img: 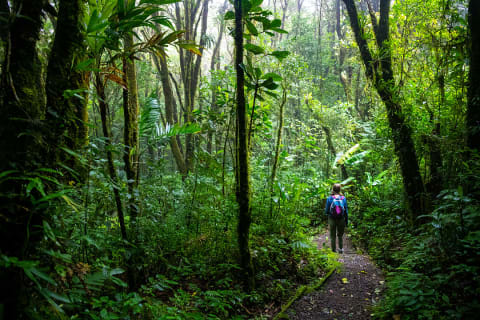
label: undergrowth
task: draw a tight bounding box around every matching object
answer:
[350,169,480,319]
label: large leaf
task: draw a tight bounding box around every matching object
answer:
[261,77,279,90]
[225,11,235,20]
[246,20,259,36]
[244,43,265,55]
[334,143,361,167]
[177,41,202,56]
[140,96,162,138]
[269,50,290,60]
[86,9,109,34]
[262,72,283,81]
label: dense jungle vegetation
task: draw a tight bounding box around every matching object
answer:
[0,0,479,319]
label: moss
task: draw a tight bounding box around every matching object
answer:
[273,265,337,320]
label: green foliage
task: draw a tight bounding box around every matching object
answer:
[4,0,478,318]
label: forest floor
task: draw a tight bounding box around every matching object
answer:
[284,232,385,319]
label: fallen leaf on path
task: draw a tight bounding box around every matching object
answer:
[341,278,349,284]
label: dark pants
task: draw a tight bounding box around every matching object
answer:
[328,216,345,252]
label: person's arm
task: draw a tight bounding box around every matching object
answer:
[325,196,331,216]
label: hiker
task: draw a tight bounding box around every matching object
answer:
[325,183,348,253]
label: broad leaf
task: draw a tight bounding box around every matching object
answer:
[245,43,265,55]
[269,50,290,60]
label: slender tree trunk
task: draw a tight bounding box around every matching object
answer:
[467,0,480,152]
[0,0,9,43]
[467,0,480,198]
[279,0,288,42]
[0,0,46,317]
[270,87,287,217]
[177,0,207,174]
[95,73,128,241]
[342,0,425,219]
[222,115,233,196]
[153,54,188,176]
[207,0,228,153]
[234,0,255,290]
[323,126,348,180]
[46,0,89,171]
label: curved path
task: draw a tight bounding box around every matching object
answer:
[285,233,385,319]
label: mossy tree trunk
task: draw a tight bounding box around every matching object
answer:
[0,0,47,317]
[322,126,348,180]
[467,0,480,198]
[122,32,143,290]
[342,0,426,220]
[46,0,89,173]
[234,0,255,291]
[122,33,141,225]
[467,0,480,151]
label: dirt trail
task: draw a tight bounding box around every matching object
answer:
[285,233,385,319]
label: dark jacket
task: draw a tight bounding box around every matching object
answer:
[325,194,348,226]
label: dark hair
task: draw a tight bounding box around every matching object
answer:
[331,183,343,196]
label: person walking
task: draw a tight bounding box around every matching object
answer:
[325,183,348,253]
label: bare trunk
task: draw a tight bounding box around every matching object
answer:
[156,55,188,176]
[208,0,228,153]
[270,88,287,217]
[95,72,128,241]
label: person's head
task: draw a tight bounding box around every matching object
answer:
[331,183,342,195]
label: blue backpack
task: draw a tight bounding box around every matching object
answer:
[329,195,345,218]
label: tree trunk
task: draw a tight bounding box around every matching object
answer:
[207,0,228,154]
[323,126,348,180]
[122,32,142,289]
[467,0,480,152]
[122,33,140,225]
[176,0,208,174]
[46,0,89,170]
[342,0,425,220]
[95,71,137,289]
[95,73,128,241]
[234,0,255,290]
[270,87,287,217]
[156,55,188,176]
[467,0,480,199]
[0,0,46,317]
